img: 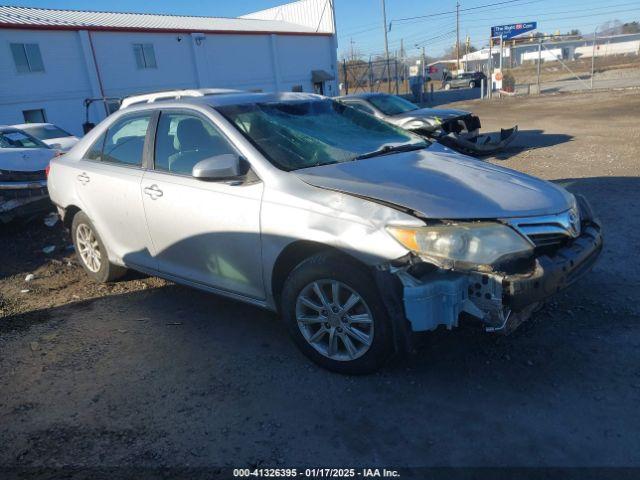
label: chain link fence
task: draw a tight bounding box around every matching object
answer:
[497,33,640,96]
[340,33,640,104]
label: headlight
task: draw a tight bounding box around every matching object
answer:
[387,222,533,268]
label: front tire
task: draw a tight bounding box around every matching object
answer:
[71,211,127,283]
[281,252,393,374]
[444,83,451,90]
[469,81,476,88]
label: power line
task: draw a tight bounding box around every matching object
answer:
[392,0,544,24]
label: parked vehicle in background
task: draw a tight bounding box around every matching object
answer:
[12,123,79,151]
[0,126,57,223]
[337,93,517,156]
[442,71,487,90]
[119,88,243,109]
[47,92,602,374]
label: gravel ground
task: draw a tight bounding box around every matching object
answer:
[1,89,639,473]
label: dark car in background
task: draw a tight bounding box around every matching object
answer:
[443,71,487,90]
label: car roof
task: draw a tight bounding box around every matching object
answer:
[120,88,244,108]
[120,91,326,111]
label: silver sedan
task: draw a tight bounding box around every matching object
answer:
[48,92,602,374]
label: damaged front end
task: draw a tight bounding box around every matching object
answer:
[0,169,51,223]
[412,113,518,157]
[377,195,603,342]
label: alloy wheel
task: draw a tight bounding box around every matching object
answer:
[76,223,102,273]
[295,279,374,361]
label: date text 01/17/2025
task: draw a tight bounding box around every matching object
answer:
[232,468,401,478]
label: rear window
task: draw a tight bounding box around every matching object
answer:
[22,124,73,140]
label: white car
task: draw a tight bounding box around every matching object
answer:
[0,126,57,222]
[119,88,242,109]
[47,93,602,373]
[12,123,79,152]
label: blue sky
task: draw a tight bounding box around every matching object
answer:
[6,0,640,58]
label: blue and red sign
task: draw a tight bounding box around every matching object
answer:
[491,22,537,39]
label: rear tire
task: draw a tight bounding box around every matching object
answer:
[71,211,127,283]
[444,83,451,90]
[281,251,393,374]
[469,81,476,88]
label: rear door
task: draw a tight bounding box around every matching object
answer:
[74,112,156,269]
[141,109,264,299]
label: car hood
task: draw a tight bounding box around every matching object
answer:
[0,148,55,172]
[393,107,470,121]
[295,144,573,219]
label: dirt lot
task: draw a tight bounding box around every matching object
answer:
[1,89,639,473]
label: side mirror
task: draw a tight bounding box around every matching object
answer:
[192,154,241,181]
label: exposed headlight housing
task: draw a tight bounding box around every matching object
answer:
[387,222,534,269]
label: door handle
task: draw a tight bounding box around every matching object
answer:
[77,173,90,184]
[143,184,163,199]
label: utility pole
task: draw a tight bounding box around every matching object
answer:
[400,38,405,92]
[465,35,470,72]
[456,1,460,71]
[421,46,426,103]
[381,0,391,92]
[350,37,355,61]
[591,27,597,89]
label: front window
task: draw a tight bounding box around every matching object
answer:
[0,130,48,149]
[218,99,426,171]
[154,112,237,176]
[366,95,419,116]
[22,124,73,141]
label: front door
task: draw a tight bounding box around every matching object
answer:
[141,110,264,299]
[74,112,155,269]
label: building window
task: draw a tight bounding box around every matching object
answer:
[23,109,47,123]
[10,43,45,73]
[133,43,157,69]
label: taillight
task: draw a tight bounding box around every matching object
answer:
[45,163,51,178]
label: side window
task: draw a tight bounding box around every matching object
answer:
[100,114,152,166]
[84,132,106,161]
[154,112,236,176]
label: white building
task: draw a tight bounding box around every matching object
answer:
[0,0,338,136]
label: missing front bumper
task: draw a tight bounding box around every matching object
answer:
[397,221,603,334]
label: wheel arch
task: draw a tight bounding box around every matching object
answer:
[270,240,370,310]
[62,204,82,230]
